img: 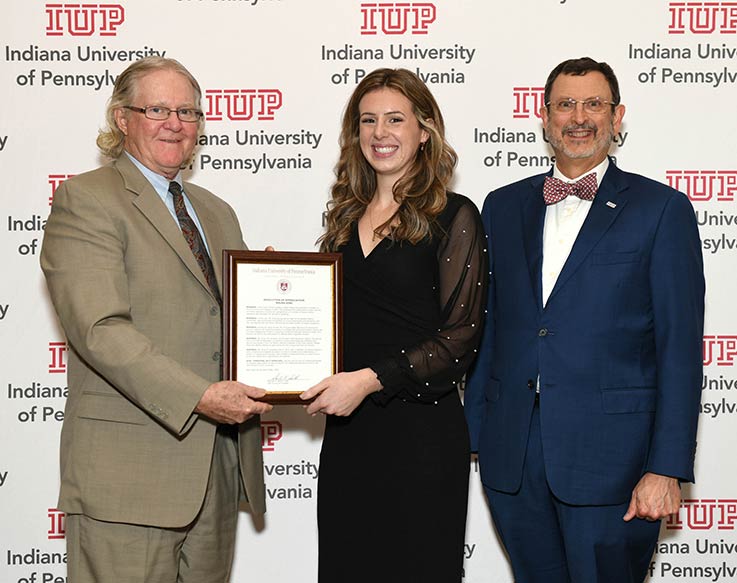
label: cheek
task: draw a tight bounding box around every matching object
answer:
[358,132,373,153]
[543,120,557,138]
[596,120,612,139]
[182,129,199,146]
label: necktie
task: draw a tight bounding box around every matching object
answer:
[543,172,597,205]
[169,181,221,304]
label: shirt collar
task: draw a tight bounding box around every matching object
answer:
[124,151,183,196]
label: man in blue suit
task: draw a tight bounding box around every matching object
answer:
[464,57,705,583]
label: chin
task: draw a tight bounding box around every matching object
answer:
[559,144,600,160]
[157,157,186,169]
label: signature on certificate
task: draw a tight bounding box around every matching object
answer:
[267,372,304,385]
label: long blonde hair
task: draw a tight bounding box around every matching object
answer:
[319,68,457,252]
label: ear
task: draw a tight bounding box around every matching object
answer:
[114,108,129,136]
[420,118,432,145]
[540,105,550,132]
[612,103,626,134]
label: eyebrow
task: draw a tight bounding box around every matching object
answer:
[554,95,608,101]
[360,110,405,116]
[146,101,198,108]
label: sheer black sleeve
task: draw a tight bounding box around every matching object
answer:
[370,196,489,404]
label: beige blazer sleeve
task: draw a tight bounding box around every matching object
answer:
[40,155,264,526]
[42,162,217,434]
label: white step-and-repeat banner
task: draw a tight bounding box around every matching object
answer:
[1,1,736,581]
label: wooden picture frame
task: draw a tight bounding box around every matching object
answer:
[222,250,342,404]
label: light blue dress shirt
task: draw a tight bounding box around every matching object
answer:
[125,152,212,255]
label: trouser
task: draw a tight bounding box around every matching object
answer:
[485,404,661,583]
[66,428,241,583]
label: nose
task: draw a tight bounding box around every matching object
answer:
[372,119,388,139]
[570,102,588,124]
[163,110,183,130]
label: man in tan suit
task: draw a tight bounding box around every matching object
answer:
[41,57,272,582]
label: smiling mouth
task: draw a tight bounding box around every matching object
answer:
[373,145,398,155]
[563,123,597,140]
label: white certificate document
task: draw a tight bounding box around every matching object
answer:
[224,251,342,403]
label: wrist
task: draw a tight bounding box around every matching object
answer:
[359,368,382,395]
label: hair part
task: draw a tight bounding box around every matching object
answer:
[96,56,203,158]
[544,57,621,108]
[319,68,457,251]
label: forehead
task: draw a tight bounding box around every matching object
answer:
[549,71,612,99]
[359,87,413,113]
[133,69,196,104]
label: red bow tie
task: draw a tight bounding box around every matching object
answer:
[543,173,597,205]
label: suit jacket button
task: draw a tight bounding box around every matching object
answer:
[212,351,221,361]
[538,328,548,337]
[210,306,219,316]
[527,379,535,389]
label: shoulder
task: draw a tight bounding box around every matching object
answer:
[440,192,482,223]
[60,163,121,192]
[483,172,547,205]
[607,164,694,212]
[494,172,547,193]
[478,172,547,221]
[434,192,484,241]
[50,163,125,213]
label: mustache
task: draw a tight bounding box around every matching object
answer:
[562,122,598,133]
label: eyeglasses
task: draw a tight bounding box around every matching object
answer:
[124,105,203,123]
[545,98,616,115]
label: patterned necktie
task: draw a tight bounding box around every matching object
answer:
[543,172,598,205]
[169,181,221,304]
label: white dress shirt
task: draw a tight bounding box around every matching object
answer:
[541,157,609,307]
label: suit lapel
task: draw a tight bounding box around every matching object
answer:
[547,162,629,303]
[522,174,548,312]
[115,156,214,298]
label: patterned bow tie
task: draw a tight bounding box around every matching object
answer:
[543,173,597,205]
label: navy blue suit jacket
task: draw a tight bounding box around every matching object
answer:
[465,160,705,506]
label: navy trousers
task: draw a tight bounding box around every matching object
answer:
[485,405,661,583]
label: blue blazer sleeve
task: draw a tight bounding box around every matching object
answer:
[645,190,705,482]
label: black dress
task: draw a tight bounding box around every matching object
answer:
[317,193,488,583]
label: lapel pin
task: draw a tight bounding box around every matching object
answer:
[606,201,617,208]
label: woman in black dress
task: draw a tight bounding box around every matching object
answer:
[300,68,487,583]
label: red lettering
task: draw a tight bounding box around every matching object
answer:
[512,87,545,119]
[668,2,737,34]
[261,420,283,451]
[205,89,283,122]
[47,508,66,539]
[668,499,737,530]
[665,170,737,202]
[44,4,125,37]
[360,2,436,35]
[48,341,67,374]
[48,174,74,206]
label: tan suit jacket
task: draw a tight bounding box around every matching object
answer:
[41,154,265,528]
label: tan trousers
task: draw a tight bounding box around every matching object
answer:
[65,430,240,583]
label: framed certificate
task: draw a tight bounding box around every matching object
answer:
[222,250,342,404]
